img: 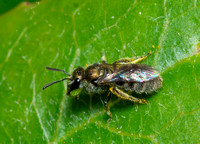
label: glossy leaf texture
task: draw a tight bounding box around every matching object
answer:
[0,0,200,143]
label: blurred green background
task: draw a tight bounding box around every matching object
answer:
[0,0,200,143]
[0,0,39,14]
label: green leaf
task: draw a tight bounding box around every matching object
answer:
[0,0,200,143]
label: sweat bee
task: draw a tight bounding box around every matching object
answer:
[43,53,163,119]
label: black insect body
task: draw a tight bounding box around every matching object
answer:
[43,53,163,118]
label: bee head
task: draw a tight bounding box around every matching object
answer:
[42,66,85,97]
[67,67,85,95]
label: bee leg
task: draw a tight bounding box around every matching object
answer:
[104,92,112,120]
[75,95,79,100]
[67,93,79,100]
[109,87,148,104]
[113,52,151,64]
[101,52,107,64]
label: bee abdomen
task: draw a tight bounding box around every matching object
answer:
[124,76,163,94]
[84,82,107,95]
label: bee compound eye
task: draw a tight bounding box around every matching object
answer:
[77,70,81,76]
[93,63,99,66]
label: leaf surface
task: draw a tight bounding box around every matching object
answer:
[0,0,200,143]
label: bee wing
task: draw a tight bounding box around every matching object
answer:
[98,65,160,84]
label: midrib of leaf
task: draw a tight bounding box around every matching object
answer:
[51,49,80,141]
[32,74,50,142]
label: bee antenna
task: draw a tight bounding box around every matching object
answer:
[46,67,71,76]
[42,78,69,90]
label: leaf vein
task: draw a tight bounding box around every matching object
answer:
[154,0,169,66]
[95,121,158,144]
[152,106,200,136]
[82,0,137,50]
[5,27,27,62]
[32,74,49,142]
